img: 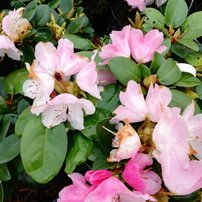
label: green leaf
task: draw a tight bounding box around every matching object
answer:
[32,4,51,27]
[157,58,181,85]
[195,84,202,100]
[23,0,37,21]
[150,52,166,74]
[182,11,202,40]
[0,97,7,114]
[49,0,62,9]
[82,108,111,139]
[144,8,167,34]
[34,27,53,42]
[97,84,121,112]
[0,115,12,142]
[21,117,67,183]
[64,34,94,50]
[17,99,30,115]
[15,107,36,136]
[169,89,192,110]
[66,15,89,34]
[3,68,28,95]
[184,53,202,66]
[96,118,115,152]
[59,0,73,14]
[174,73,201,87]
[21,44,35,64]
[178,38,199,52]
[65,132,93,174]
[0,182,3,202]
[165,0,188,28]
[169,192,200,202]
[0,134,20,164]
[170,43,190,58]
[109,57,141,86]
[0,164,11,181]
[139,64,151,79]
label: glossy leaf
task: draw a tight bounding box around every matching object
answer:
[0,114,12,142]
[82,108,111,139]
[0,134,20,164]
[32,4,51,27]
[165,0,188,28]
[21,117,67,183]
[21,44,35,64]
[174,73,201,87]
[64,34,94,50]
[49,0,62,9]
[109,57,141,86]
[67,15,89,34]
[150,52,166,74]
[23,0,37,21]
[97,84,121,112]
[96,118,115,152]
[0,164,11,181]
[65,132,93,174]
[3,69,28,95]
[34,27,53,42]
[157,58,181,85]
[178,38,199,52]
[169,89,192,111]
[169,192,200,202]
[182,11,202,40]
[15,107,36,136]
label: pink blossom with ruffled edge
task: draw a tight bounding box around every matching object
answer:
[153,107,202,195]
[0,35,22,60]
[130,29,167,63]
[123,153,161,194]
[99,25,131,64]
[111,80,172,124]
[2,7,31,42]
[125,0,147,11]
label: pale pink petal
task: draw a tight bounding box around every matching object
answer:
[123,153,161,194]
[99,26,131,63]
[76,61,101,99]
[97,69,116,86]
[111,80,147,123]
[77,99,95,115]
[34,42,57,75]
[125,0,147,11]
[146,84,172,122]
[85,170,112,186]
[57,173,90,202]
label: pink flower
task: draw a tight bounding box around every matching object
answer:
[41,94,95,130]
[123,153,161,194]
[182,102,202,159]
[99,26,131,64]
[125,0,147,11]
[84,170,112,186]
[130,29,167,63]
[58,172,156,202]
[111,80,172,124]
[0,35,22,60]
[107,120,142,162]
[2,7,31,42]
[153,108,202,195]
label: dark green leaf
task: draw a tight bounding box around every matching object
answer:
[169,192,200,202]
[0,164,11,181]
[0,134,20,164]
[64,34,93,50]
[49,0,62,9]
[3,68,28,95]
[59,0,73,14]
[21,117,67,183]
[17,99,30,115]
[34,27,53,42]
[21,44,35,64]
[97,84,121,112]
[169,89,192,110]
[165,0,188,28]
[15,107,36,136]
[170,43,190,58]
[157,58,181,85]
[32,5,51,27]
[0,115,12,142]
[109,57,141,86]
[178,38,199,52]
[174,73,201,87]
[139,64,151,79]
[182,11,202,40]
[0,97,7,114]
[82,108,111,139]
[150,52,166,74]
[196,85,202,100]
[96,118,115,152]
[23,0,37,21]
[66,15,89,34]
[65,132,93,174]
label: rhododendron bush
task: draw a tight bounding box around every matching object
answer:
[1,0,202,201]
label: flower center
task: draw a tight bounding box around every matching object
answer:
[54,72,62,81]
